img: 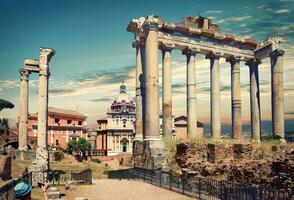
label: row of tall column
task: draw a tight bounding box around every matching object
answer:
[18,48,55,160]
[133,28,285,141]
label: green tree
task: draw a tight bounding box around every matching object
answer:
[0,99,15,112]
[66,138,91,154]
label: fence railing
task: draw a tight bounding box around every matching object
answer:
[108,168,294,200]
[46,168,92,185]
[0,172,32,200]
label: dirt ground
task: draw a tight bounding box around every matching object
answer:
[62,179,194,200]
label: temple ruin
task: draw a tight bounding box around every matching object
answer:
[127,15,284,169]
[18,47,55,185]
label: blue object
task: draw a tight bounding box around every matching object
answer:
[14,182,32,197]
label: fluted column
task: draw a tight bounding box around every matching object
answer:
[228,56,242,139]
[209,53,221,139]
[144,20,160,140]
[246,59,261,141]
[18,68,30,152]
[270,49,285,139]
[133,41,144,141]
[161,43,174,137]
[37,48,55,148]
[183,48,198,138]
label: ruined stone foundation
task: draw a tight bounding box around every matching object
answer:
[133,140,165,170]
[28,147,49,186]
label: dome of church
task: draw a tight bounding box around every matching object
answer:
[112,82,134,104]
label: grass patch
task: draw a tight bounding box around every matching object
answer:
[91,158,101,164]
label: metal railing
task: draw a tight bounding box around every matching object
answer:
[108,168,293,200]
[45,168,92,185]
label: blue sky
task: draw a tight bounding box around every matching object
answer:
[0,0,294,130]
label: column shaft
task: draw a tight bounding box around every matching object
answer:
[248,60,261,141]
[185,49,197,138]
[134,43,144,141]
[270,49,285,139]
[144,24,159,140]
[162,46,173,137]
[229,58,242,139]
[37,48,55,148]
[210,53,221,139]
[18,69,30,151]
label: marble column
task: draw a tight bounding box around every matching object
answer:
[133,41,144,141]
[184,48,198,138]
[18,68,30,152]
[37,48,55,149]
[161,43,174,137]
[270,49,285,139]
[209,53,221,139]
[246,59,261,141]
[144,21,160,140]
[228,56,242,139]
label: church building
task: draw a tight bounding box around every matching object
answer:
[92,82,135,156]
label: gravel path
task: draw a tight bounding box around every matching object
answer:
[65,179,194,200]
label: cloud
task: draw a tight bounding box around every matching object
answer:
[48,65,136,97]
[275,9,290,13]
[0,80,19,91]
[228,16,252,22]
[89,97,113,102]
[206,10,222,14]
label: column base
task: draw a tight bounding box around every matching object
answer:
[133,139,166,170]
[28,147,49,186]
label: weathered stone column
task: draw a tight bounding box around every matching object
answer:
[246,59,261,141]
[133,41,144,141]
[38,48,55,148]
[29,47,55,186]
[209,53,221,139]
[18,68,30,154]
[183,48,198,138]
[270,49,285,139]
[144,18,160,140]
[161,43,174,137]
[228,56,242,139]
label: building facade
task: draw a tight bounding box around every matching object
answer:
[92,83,135,156]
[26,107,88,150]
[174,116,204,139]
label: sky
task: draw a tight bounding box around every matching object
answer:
[0,0,294,132]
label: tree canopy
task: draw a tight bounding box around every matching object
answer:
[66,138,91,154]
[0,99,15,112]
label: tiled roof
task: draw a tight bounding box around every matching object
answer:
[48,107,87,118]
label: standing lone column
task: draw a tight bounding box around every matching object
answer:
[184,48,198,138]
[37,48,55,149]
[228,56,242,139]
[246,59,261,141]
[144,18,160,140]
[270,49,285,139]
[161,43,174,137]
[209,53,222,139]
[18,68,30,153]
[133,41,144,141]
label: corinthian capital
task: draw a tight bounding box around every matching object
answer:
[19,68,30,81]
[39,47,55,64]
[144,15,159,32]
